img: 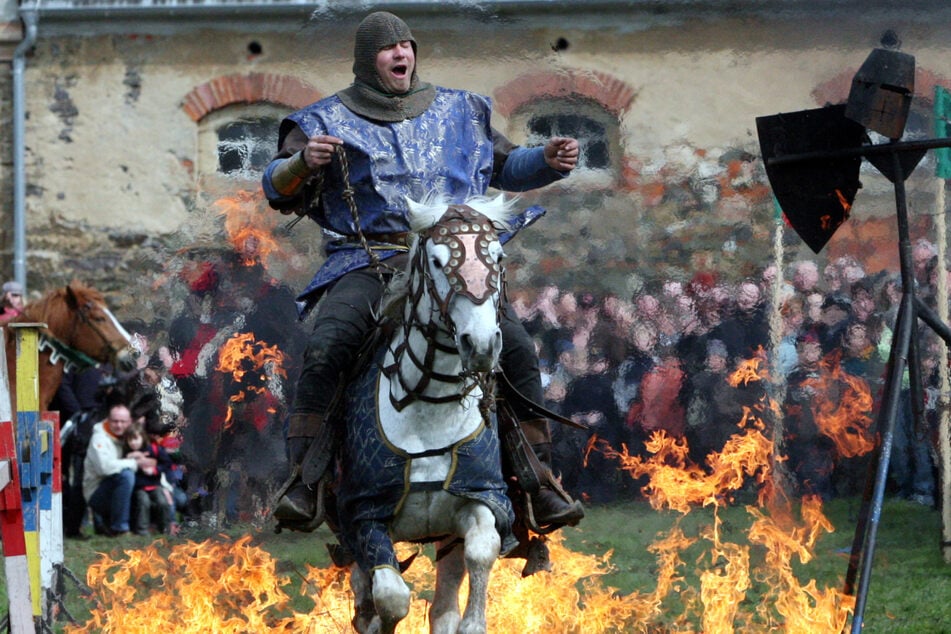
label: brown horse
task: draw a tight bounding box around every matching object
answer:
[4,283,137,416]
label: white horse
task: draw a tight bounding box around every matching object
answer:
[335,194,517,634]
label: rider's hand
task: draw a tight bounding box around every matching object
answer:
[543,137,580,172]
[303,135,344,169]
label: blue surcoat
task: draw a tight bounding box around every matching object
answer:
[265,87,549,316]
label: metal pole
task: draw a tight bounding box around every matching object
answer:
[848,146,920,632]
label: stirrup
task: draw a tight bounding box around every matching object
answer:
[273,477,328,533]
[522,478,584,534]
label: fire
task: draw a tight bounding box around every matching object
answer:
[834,188,853,217]
[69,534,671,633]
[586,356,854,631]
[802,355,876,458]
[70,351,859,633]
[214,190,280,267]
[215,331,286,428]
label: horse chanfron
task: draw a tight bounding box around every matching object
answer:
[421,207,506,374]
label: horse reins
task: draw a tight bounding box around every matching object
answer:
[311,147,502,411]
[383,208,504,412]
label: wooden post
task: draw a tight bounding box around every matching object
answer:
[11,323,45,625]
[0,327,35,633]
[936,179,951,565]
[933,85,951,564]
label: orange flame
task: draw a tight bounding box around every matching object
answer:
[70,534,683,633]
[214,190,280,267]
[801,356,876,458]
[73,350,856,632]
[215,332,286,427]
[835,189,853,217]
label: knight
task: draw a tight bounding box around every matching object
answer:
[261,11,584,537]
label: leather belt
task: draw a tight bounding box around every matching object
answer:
[351,232,410,247]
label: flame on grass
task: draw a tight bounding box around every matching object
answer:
[71,354,862,633]
[69,534,677,633]
[585,353,856,632]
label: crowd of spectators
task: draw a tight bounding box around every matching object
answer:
[44,235,949,536]
[513,241,945,509]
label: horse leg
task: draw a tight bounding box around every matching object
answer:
[455,504,500,634]
[372,565,411,634]
[350,562,380,634]
[430,538,464,634]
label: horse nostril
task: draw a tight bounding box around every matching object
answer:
[459,334,473,356]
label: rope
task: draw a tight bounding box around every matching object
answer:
[334,145,401,285]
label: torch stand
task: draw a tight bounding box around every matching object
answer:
[840,144,935,634]
[765,136,951,633]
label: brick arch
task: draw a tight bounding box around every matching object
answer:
[492,69,636,118]
[181,73,322,122]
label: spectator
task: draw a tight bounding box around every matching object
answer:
[816,294,852,355]
[83,403,155,536]
[683,338,744,463]
[124,425,174,535]
[783,331,836,500]
[53,366,113,539]
[0,280,24,325]
[790,260,820,296]
[710,279,770,364]
[849,278,878,325]
[613,322,657,417]
[840,321,885,387]
[890,333,939,507]
[836,321,884,496]
[775,295,805,378]
[626,344,686,442]
[558,348,623,503]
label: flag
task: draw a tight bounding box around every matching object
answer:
[935,85,951,178]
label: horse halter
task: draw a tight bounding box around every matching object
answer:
[417,204,504,327]
[69,298,131,365]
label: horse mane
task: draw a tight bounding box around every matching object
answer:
[18,282,105,335]
[406,193,517,233]
[381,195,516,317]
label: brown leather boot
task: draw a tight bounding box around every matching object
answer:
[521,418,585,527]
[273,413,331,531]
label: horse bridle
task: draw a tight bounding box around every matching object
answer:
[383,206,504,411]
[67,298,131,366]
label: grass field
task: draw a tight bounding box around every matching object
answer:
[6,494,945,632]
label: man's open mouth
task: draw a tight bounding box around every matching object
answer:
[392,64,408,77]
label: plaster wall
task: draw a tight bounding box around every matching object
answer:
[8,7,951,320]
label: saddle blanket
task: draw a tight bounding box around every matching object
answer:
[336,359,515,572]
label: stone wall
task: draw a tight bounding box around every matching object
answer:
[3,7,951,326]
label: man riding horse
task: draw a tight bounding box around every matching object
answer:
[262,11,583,536]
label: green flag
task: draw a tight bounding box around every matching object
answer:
[935,85,951,178]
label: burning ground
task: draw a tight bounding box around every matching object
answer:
[65,359,860,633]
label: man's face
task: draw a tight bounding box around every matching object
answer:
[375,40,415,94]
[4,291,23,310]
[107,406,132,437]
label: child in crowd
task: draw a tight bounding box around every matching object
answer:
[123,425,174,535]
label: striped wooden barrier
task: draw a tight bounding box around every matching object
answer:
[0,326,35,633]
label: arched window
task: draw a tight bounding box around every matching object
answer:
[514,97,619,185]
[197,104,288,182]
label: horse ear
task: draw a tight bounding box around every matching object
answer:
[65,284,80,310]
